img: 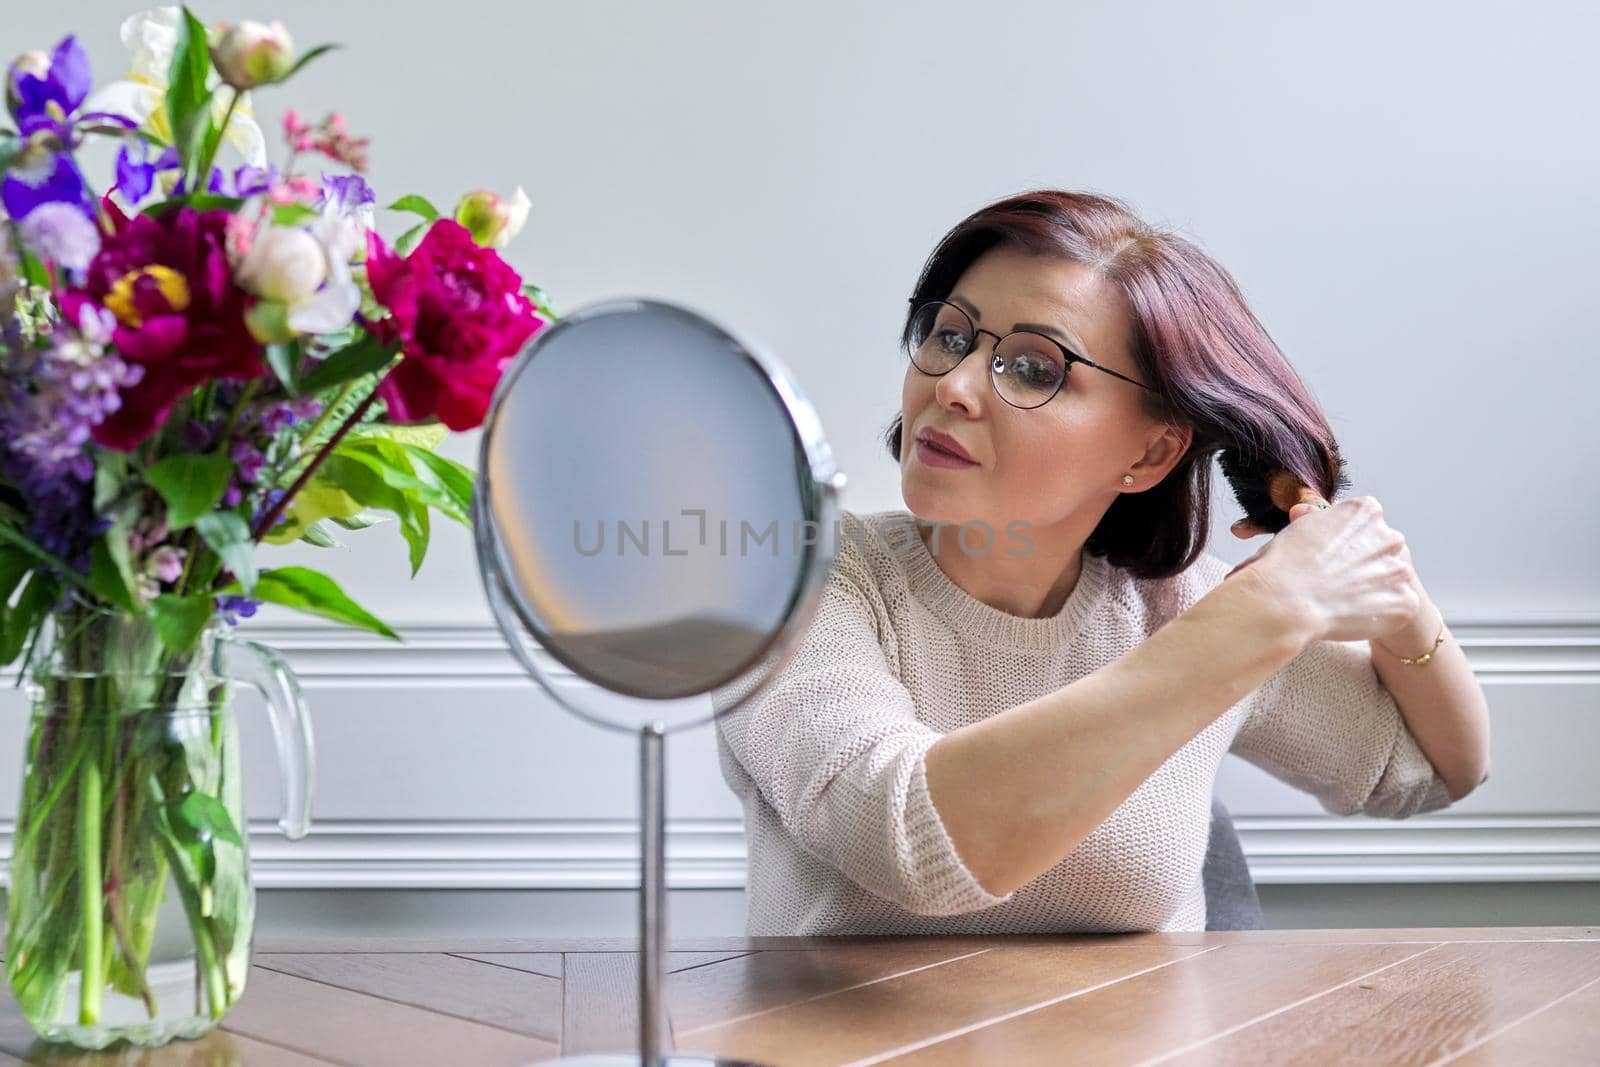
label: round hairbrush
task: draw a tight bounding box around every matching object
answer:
[1217,444,1349,536]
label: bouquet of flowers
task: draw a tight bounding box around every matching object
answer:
[0,6,551,1044]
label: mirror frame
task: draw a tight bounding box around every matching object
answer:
[473,296,848,731]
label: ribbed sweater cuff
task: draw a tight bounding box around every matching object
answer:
[904,741,1015,914]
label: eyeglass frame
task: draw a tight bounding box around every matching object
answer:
[903,296,1157,408]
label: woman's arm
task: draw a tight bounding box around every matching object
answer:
[923,567,1313,899]
[1369,573,1491,801]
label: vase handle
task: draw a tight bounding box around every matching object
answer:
[217,635,316,841]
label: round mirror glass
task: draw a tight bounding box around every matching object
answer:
[475,298,844,733]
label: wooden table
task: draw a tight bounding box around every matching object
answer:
[1,927,1596,1065]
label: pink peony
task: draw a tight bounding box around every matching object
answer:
[61,208,263,450]
[363,220,543,430]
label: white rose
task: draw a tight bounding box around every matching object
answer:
[238,226,327,303]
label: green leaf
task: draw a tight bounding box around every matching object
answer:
[270,203,321,227]
[146,451,232,529]
[0,571,53,666]
[300,520,343,548]
[404,504,430,576]
[319,455,431,574]
[522,283,558,319]
[225,566,399,640]
[171,790,244,848]
[93,453,131,512]
[161,787,242,892]
[18,250,47,288]
[90,506,142,613]
[298,336,398,396]
[89,539,138,613]
[327,510,390,531]
[0,135,21,173]
[0,523,92,594]
[141,194,245,217]
[349,420,448,450]
[334,439,468,523]
[261,480,363,545]
[265,341,301,395]
[150,593,214,654]
[387,194,439,221]
[397,444,476,525]
[166,7,215,188]
[282,42,341,81]
[394,221,430,256]
[0,547,30,604]
[194,511,257,595]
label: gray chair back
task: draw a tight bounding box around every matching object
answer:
[1202,796,1265,930]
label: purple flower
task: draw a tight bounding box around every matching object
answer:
[144,545,185,584]
[1,143,96,223]
[319,172,374,215]
[182,417,218,451]
[161,161,278,200]
[114,140,159,203]
[0,304,141,573]
[6,35,133,143]
[215,594,260,626]
[3,303,141,478]
[17,201,100,273]
[229,439,266,483]
[258,402,296,435]
[227,164,277,198]
[222,481,244,508]
[7,36,90,138]
[252,488,288,531]
[257,395,322,435]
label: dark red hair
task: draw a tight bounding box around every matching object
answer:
[886,188,1349,580]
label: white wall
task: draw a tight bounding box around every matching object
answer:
[2,0,1595,935]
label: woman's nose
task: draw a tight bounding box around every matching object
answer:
[936,334,996,408]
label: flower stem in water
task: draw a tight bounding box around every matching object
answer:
[76,759,103,1025]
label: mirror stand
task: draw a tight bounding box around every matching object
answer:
[477,297,842,1066]
[523,722,764,1067]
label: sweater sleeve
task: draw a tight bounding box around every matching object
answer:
[711,554,1015,916]
[1229,636,1455,819]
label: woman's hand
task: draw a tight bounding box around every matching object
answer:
[1225,496,1423,644]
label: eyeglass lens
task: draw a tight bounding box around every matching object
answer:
[904,301,1066,408]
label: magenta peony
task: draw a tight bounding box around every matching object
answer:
[363,220,543,430]
[61,207,264,450]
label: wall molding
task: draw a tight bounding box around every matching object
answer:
[2,619,1594,893]
[5,617,1598,687]
[3,815,1594,890]
[226,616,1600,685]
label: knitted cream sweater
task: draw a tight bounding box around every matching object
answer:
[711,508,1454,935]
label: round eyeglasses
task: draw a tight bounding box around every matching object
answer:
[902,297,1156,409]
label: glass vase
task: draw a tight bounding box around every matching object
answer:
[5,604,312,1049]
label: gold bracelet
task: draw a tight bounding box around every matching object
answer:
[1382,609,1447,666]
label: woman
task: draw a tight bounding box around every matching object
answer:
[712,189,1491,935]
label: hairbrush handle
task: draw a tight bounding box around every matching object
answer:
[1266,469,1330,513]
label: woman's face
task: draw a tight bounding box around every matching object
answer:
[900,245,1185,546]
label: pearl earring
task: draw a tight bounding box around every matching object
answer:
[1122,475,1134,486]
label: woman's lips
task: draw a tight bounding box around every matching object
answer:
[915,439,978,469]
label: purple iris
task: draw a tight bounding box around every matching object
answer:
[1,144,96,221]
[113,142,276,205]
[7,35,131,141]
[319,172,375,215]
[114,143,176,203]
